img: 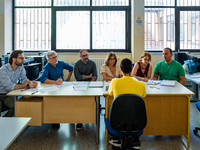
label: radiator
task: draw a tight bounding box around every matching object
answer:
[90,58,105,81]
[70,58,105,81]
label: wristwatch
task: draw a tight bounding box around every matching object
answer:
[26,83,30,89]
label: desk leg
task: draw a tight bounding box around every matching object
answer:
[105,96,109,146]
[96,96,100,144]
[192,82,199,101]
[187,95,190,146]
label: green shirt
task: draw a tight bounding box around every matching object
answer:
[153,60,185,82]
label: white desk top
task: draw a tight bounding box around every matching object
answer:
[145,81,194,95]
[0,117,31,150]
[103,81,194,96]
[7,81,194,97]
[186,74,200,85]
[7,81,104,97]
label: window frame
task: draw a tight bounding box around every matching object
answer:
[145,0,200,52]
[13,0,131,53]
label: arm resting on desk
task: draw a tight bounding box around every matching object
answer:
[179,76,186,85]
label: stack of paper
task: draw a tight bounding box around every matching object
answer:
[160,80,176,87]
[73,82,88,91]
[89,81,103,88]
[146,80,161,85]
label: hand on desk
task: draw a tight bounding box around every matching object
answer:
[56,79,63,85]
[30,81,38,88]
[143,78,148,82]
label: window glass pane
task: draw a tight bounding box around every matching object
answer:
[56,11,90,49]
[15,0,51,6]
[54,0,90,6]
[92,0,129,6]
[177,0,200,6]
[145,8,175,50]
[180,11,200,49]
[15,8,51,50]
[92,11,126,49]
[145,0,175,6]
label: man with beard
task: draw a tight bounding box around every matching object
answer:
[0,50,38,117]
[74,49,97,81]
[74,49,97,131]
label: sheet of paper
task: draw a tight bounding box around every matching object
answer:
[160,80,175,87]
[21,87,38,92]
[89,81,103,88]
[132,77,139,81]
[73,82,89,86]
[73,84,88,91]
[146,80,161,85]
[105,81,111,86]
[54,82,73,88]
[38,85,59,94]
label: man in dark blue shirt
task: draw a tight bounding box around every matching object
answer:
[74,49,97,81]
[40,51,74,84]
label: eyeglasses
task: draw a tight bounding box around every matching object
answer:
[50,56,58,60]
[81,54,88,58]
[17,57,25,60]
[109,58,116,61]
[144,58,150,62]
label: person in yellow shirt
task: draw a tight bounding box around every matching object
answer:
[108,58,146,98]
[108,58,146,149]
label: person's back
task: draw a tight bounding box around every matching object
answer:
[108,58,146,149]
[108,76,146,98]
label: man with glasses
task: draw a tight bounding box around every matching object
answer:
[153,47,186,85]
[74,49,97,131]
[74,49,97,81]
[0,50,38,117]
[40,50,74,84]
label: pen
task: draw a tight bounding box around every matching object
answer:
[21,87,30,91]
[31,90,38,95]
[150,86,160,89]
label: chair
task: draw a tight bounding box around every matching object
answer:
[193,101,200,134]
[1,105,9,117]
[105,94,147,150]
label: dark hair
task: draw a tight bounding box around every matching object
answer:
[120,58,132,73]
[9,50,24,65]
[79,49,88,55]
[104,52,117,66]
[163,47,172,54]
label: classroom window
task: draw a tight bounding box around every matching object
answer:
[145,0,200,52]
[13,0,131,52]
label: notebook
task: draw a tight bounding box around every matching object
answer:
[89,81,103,88]
[160,80,176,87]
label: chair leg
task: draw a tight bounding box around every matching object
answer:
[122,136,133,150]
[193,127,200,134]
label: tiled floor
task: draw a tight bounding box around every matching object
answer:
[6,97,200,150]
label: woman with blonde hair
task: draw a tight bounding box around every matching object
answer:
[101,52,122,81]
[132,52,152,81]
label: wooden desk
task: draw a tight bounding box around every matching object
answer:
[185,74,200,101]
[7,82,104,144]
[104,81,194,146]
[0,117,31,150]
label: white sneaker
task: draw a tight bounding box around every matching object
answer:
[109,139,121,147]
[133,146,140,149]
